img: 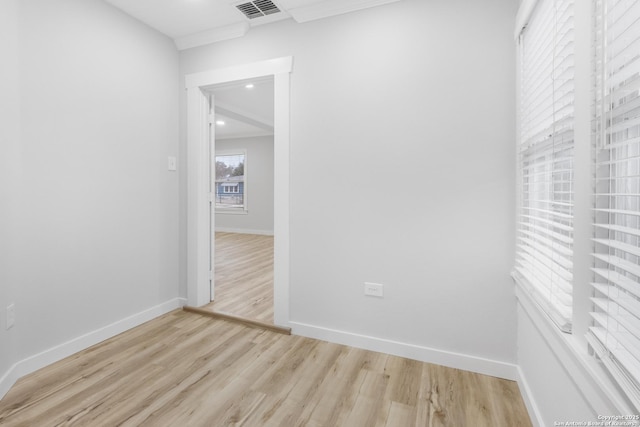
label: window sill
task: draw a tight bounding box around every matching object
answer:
[515,283,637,416]
[215,209,248,215]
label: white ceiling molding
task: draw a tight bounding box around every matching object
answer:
[215,103,274,133]
[216,127,273,140]
[287,0,402,23]
[214,112,274,139]
[175,22,250,51]
[174,6,290,50]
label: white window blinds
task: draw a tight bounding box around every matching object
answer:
[515,0,575,332]
[588,0,640,409]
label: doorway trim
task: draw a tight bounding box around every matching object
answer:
[185,57,292,327]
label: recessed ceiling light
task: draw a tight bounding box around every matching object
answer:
[216,120,225,125]
[245,83,254,89]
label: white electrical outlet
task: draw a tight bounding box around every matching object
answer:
[6,303,15,330]
[364,282,384,297]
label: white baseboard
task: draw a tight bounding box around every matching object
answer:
[290,321,519,381]
[0,297,186,400]
[215,227,274,236]
[0,367,20,405]
[516,365,544,427]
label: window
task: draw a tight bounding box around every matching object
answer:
[588,0,640,408]
[215,152,246,212]
[222,184,239,194]
[514,0,576,332]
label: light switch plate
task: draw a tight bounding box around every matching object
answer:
[168,156,177,171]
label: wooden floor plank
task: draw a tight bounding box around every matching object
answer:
[203,232,274,323]
[0,310,532,426]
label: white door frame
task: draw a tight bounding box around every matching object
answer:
[185,57,293,327]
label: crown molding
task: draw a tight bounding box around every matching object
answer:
[288,0,402,23]
[175,22,250,51]
[215,102,274,132]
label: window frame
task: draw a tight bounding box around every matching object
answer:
[214,150,248,215]
[514,0,640,415]
[586,0,640,410]
[514,0,577,333]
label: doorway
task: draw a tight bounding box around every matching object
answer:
[206,77,275,324]
[185,57,292,328]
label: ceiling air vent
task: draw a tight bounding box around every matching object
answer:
[236,0,281,19]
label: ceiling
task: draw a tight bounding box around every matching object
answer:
[210,77,274,140]
[103,0,402,49]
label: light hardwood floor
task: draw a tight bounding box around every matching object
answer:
[203,232,274,323]
[0,310,532,426]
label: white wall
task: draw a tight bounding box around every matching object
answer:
[1,0,180,397]
[180,0,518,372]
[215,136,274,235]
[516,286,634,425]
[517,300,595,426]
[0,0,21,383]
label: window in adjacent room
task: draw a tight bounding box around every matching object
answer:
[215,152,247,212]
